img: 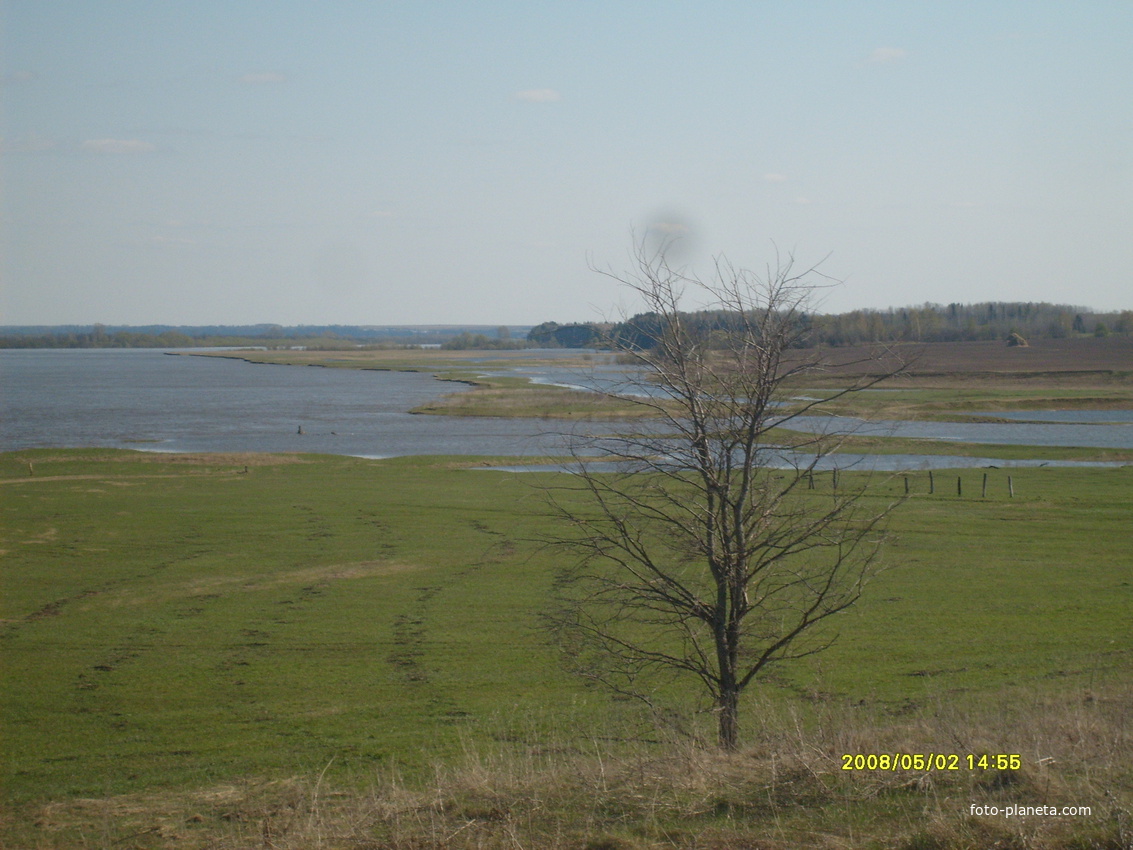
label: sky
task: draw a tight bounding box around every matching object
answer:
[1,1,1130,326]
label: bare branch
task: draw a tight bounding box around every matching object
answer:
[548,238,905,749]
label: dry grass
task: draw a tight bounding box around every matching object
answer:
[191,337,1133,377]
[10,683,1130,849]
[137,452,313,467]
[1,452,311,486]
[12,450,310,468]
[189,348,607,370]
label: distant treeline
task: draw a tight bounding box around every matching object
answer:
[810,302,1132,346]
[8,306,1130,351]
[0,328,294,349]
[528,302,1133,349]
[0,324,534,350]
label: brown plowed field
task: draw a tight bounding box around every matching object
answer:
[812,336,1132,378]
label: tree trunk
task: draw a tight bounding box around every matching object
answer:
[718,688,740,751]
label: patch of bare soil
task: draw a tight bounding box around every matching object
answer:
[810,336,1133,376]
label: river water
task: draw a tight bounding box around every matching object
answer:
[781,414,1133,450]
[1,350,1129,465]
[0,349,577,457]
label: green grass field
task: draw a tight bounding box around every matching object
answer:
[2,449,1130,847]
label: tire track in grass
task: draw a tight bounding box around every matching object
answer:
[1,536,218,706]
[2,537,210,640]
[74,587,224,694]
[386,518,516,725]
[208,503,408,719]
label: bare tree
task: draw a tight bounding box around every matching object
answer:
[548,242,905,750]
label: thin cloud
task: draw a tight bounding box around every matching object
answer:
[81,138,157,154]
[867,47,908,64]
[762,173,789,183]
[240,71,287,85]
[513,88,562,103]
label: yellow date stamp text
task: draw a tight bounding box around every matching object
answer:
[841,753,1022,771]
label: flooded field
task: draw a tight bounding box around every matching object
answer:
[3,349,1131,461]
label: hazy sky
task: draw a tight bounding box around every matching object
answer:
[2,2,1130,326]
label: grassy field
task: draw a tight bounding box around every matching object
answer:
[2,449,1130,848]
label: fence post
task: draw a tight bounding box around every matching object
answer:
[929,470,935,494]
[904,475,909,495]
[957,476,962,497]
[982,472,988,498]
[1008,476,1014,498]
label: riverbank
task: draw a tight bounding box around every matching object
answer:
[7,348,1130,463]
[183,342,1133,463]
[188,337,1133,426]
